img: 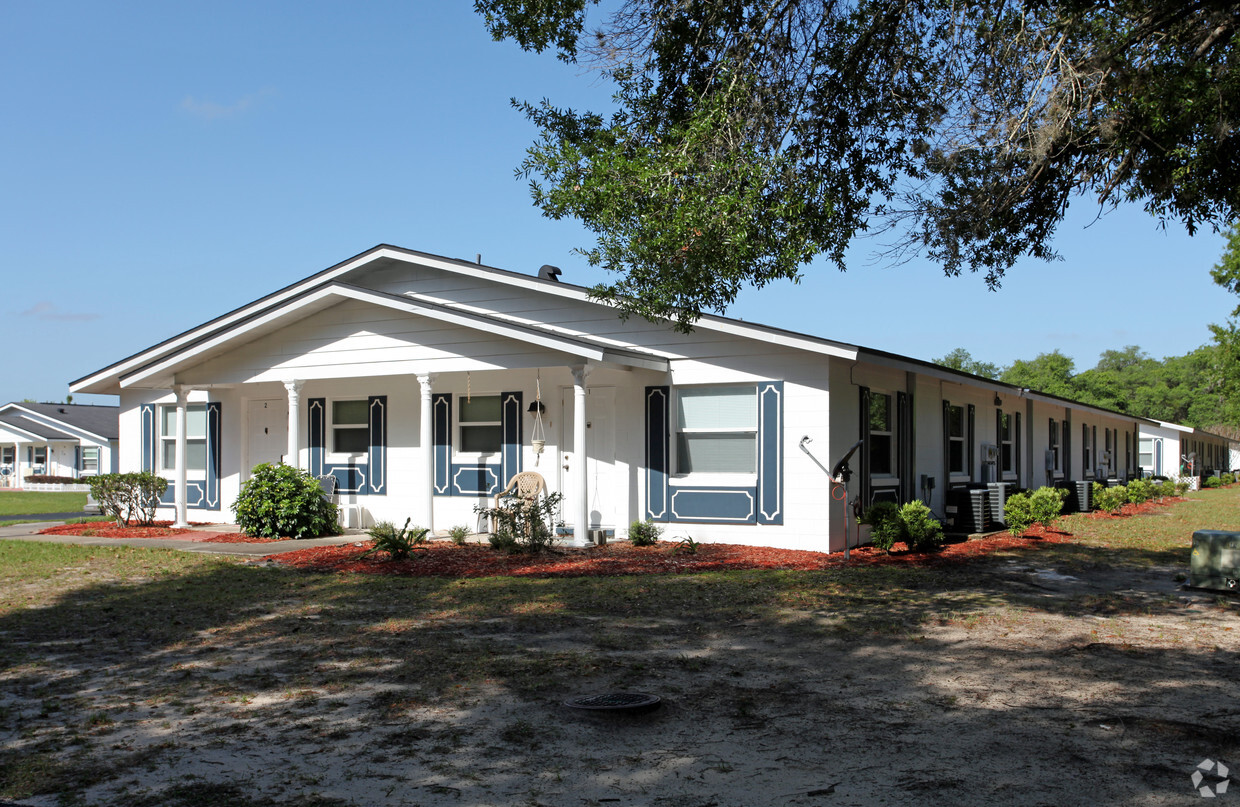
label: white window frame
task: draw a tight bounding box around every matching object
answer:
[455,394,503,460]
[869,392,896,479]
[1,446,13,466]
[948,404,967,477]
[81,446,99,474]
[328,399,370,461]
[1000,412,1016,478]
[160,403,207,474]
[672,384,759,483]
[30,446,47,467]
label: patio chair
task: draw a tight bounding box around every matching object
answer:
[491,471,547,534]
[318,473,361,529]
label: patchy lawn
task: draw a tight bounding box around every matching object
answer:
[0,489,87,516]
[1,489,1238,806]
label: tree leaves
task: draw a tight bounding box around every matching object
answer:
[483,0,1240,327]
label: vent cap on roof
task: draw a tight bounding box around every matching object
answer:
[538,265,562,282]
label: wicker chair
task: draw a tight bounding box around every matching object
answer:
[491,471,547,534]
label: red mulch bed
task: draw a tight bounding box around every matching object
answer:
[197,534,284,544]
[1085,497,1186,519]
[267,529,1077,579]
[38,522,281,543]
[41,521,194,539]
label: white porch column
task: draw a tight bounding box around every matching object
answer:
[14,441,26,488]
[172,386,190,529]
[417,373,435,531]
[284,379,304,469]
[571,365,590,545]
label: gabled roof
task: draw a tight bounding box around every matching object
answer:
[71,245,856,394]
[118,282,671,389]
[0,403,119,442]
[0,413,76,441]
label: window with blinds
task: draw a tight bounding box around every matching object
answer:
[675,385,757,474]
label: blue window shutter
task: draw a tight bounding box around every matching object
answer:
[205,402,222,510]
[1014,411,1021,486]
[308,398,326,477]
[967,404,975,480]
[432,393,451,495]
[74,445,81,472]
[942,401,951,487]
[139,404,156,472]
[756,381,783,524]
[897,391,912,503]
[368,396,387,494]
[501,391,523,488]
[645,386,669,521]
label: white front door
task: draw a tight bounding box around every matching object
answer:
[559,386,617,530]
[246,399,287,476]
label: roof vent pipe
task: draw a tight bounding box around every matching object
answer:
[539,265,562,282]
[476,254,482,265]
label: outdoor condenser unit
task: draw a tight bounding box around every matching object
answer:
[1190,530,1240,591]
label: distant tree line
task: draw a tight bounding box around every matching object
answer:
[935,223,1240,435]
[933,344,1235,434]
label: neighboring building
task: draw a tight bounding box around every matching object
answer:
[0,402,119,486]
[1138,420,1238,479]
[70,245,1150,551]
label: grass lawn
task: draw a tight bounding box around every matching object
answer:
[0,487,1237,806]
[0,489,87,516]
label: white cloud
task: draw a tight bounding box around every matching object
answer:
[181,87,274,121]
[20,301,101,322]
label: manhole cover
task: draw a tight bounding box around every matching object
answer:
[564,692,661,713]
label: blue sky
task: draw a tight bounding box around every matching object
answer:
[2,1,1234,406]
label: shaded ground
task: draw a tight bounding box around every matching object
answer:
[1,492,1238,806]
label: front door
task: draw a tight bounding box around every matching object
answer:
[559,386,617,531]
[246,399,287,476]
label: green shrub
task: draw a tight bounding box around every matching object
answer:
[474,491,563,553]
[628,519,663,546]
[87,471,168,526]
[1205,475,1223,489]
[675,535,701,554]
[231,463,339,539]
[1004,486,1065,535]
[448,525,471,546]
[1223,472,1236,486]
[364,518,429,561]
[1126,478,1154,505]
[1092,483,1128,514]
[1156,478,1178,499]
[859,501,905,552]
[899,500,944,551]
[1175,479,1191,496]
[488,531,519,552]
[1003,492,1035,535]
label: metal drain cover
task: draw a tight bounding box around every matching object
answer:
[564,692,661,713]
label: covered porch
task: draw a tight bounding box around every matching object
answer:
[111,283,669,535]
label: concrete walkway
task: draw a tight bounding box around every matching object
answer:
[0,520,367,556]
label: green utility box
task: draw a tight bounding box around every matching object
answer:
[1189,531,1240,591]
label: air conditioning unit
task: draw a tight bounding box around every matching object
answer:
[982,444,999,462]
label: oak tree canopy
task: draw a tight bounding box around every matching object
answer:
[477,0,1240,329]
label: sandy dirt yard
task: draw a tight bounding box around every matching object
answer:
[1,538,1238,807]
